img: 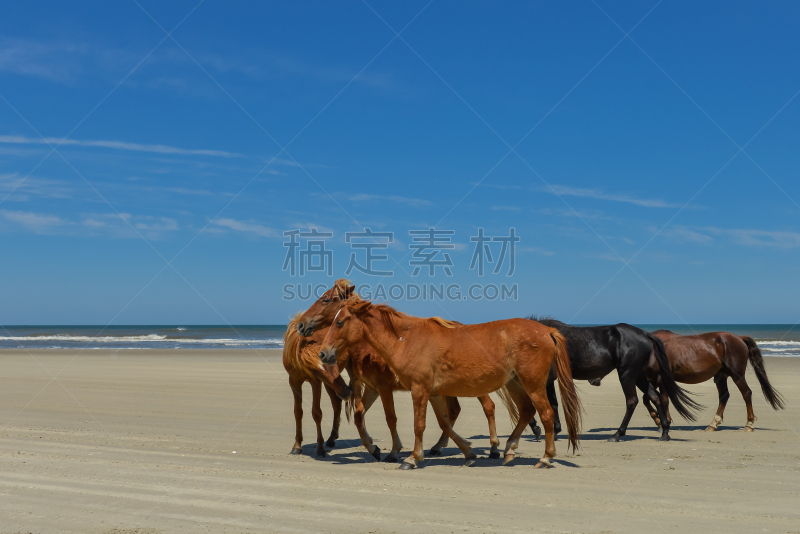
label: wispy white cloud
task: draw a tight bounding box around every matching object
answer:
[212,218,279,238]
[664,225,800,248]
[80,213,179,240]
[664,226,713,244]
[0,135,241,158]
[545,185,680,208]
[0,209,70,233]
[707,227,800,248]
[349,193,432,207]
[518,245,555,256]
[0,172,73,200]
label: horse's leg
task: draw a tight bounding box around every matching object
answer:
[478,395,501,459]
[289,373,305,455]
[637,375,671,440]
[429,395,477,466]
[323,383,342,448]
[655,375,673,426]
[310,379,326,458]
[546,378,561,438]
[706,372,730,431]
[502,390,536,466]
[638,383,661,428]
[377,386,402,462]
[608,370,639,442]
[731,371,756,431]
[527,387,556,468]
[354,386,381,460]
[430,396,460,455]
[400,386,430,470]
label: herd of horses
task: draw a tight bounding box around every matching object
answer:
[283,279,785,470]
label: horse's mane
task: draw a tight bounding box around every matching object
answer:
[284,313,323,379]
[328,278,363,302]
[528,314,564,329]
[347,300,458,336]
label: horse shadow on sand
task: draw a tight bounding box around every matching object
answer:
[315,434,581,468]
[583,426,692,441]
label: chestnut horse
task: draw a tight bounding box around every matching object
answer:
[643,330,784,432]
[283,316,345,457]
[296,280,506,460]
[318,300,582,470]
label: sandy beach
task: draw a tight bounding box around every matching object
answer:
[0,349,797,534]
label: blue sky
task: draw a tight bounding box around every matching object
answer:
[1,0,799,325]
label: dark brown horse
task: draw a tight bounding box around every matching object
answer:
[296,280,506,460]
[317,300,582,470]
[644,330,785,431]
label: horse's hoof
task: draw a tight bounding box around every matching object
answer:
[289,448,302,455]
[316,449,327,458]
[534,461,551,469]
[744,427,754,432]
[428,449,441,457]
[705,426,717,432]
[383,454,397,463]
[607,435,620,443]
[369,446,381,461]
[399,462,414,470]
[659,435,670,442]
[325,439,336,448]
[502,454,515,466]
[488,450,500,459]
[464,456,477,467]
[533,427,542,442]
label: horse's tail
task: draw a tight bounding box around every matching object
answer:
[344,379,363,423]
[496,383,521,427]
[647,333,703,421]
[743,336,785,410]
[551,331,582,451]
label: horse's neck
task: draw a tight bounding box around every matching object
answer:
[360,312,419,363]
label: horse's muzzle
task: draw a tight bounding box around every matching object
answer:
[319,347,336,365]
[297,320,314,337]
[337,385,352,401]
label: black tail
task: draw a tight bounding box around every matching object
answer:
[742,336,785,410]
[647,333,703,421]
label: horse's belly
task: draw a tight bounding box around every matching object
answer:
[434,374,509,397]
[673,364,720,384]
[572,362,616,381]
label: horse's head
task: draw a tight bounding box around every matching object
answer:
[313,349,352,401]
[318,304,366,369]
[296,278,357,337]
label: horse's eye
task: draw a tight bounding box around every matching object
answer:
[322,298,330,303]
[336,320,344,327]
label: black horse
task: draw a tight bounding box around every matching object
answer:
[528,317,702,441]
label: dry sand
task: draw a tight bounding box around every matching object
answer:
[0,349,798,534]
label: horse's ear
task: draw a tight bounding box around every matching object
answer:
[346,284,356,298]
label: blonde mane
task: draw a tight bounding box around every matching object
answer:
[284,313,324,379]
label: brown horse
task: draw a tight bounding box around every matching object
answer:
[283,315,345,457]
[296,280,506,460]
[317,300,582,470]
[643,330,785,431]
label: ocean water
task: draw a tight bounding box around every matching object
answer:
[633,324,800,358]
[0,325,287,350]
[1,324,799,355]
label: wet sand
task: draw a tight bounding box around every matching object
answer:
[0,349,798,533]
